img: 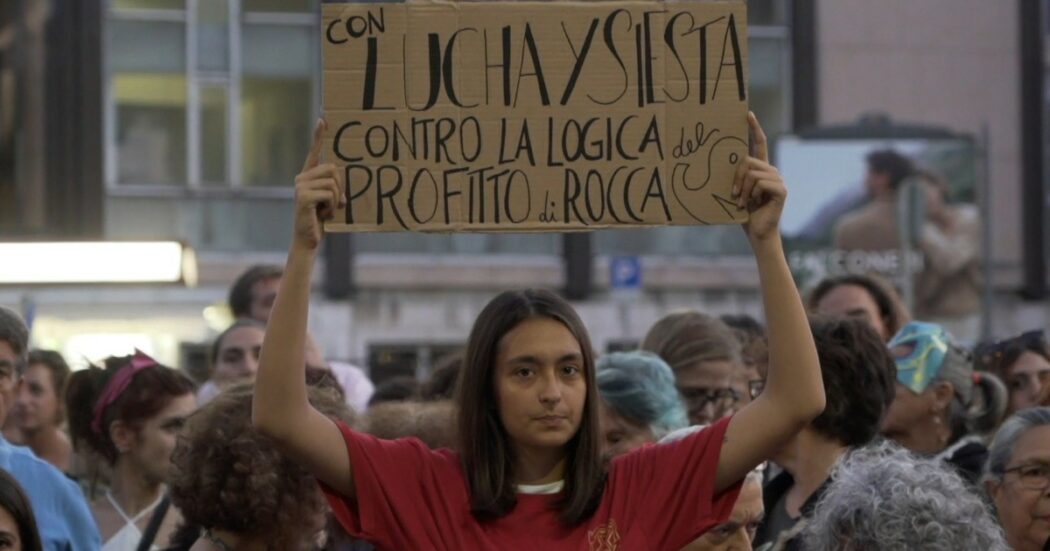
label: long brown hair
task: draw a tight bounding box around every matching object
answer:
[456,289,604,526]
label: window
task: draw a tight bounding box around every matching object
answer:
[105,0,318,190]
[104,0,319,251]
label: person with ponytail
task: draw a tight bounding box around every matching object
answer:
[253,113,825,549]
[66,352,196,550]
[881,321,1008,484]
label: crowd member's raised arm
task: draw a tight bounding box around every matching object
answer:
[252,119,356,498]
[713,113,826,493]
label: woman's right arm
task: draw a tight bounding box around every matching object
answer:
[252,119,355,498]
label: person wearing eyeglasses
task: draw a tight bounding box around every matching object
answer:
[0,307,99,550]
[984,407,1050,551]
[720,315,769,410]
[977,330,1050,417]
[641,312,745,425]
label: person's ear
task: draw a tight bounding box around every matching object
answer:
[109,420,134,455]
[985,478,1003,502]
[928,381,954,413]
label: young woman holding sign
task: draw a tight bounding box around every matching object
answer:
[252,112,824,550]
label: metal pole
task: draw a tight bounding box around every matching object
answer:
[978,124,993,341]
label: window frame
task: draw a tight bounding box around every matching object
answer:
[104,0,319,196]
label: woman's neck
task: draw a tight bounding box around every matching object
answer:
[514,445,567,486]
[110,459,163,518]
[775,429,848,516]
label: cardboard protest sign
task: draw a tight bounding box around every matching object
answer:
[322,1,749,232]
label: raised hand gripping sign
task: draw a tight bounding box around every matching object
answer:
[322,0,748,232]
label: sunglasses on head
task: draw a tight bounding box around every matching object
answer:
[975,330,1046,368]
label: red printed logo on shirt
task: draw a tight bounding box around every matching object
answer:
[587,519,621,551]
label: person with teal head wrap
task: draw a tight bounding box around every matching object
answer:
[595,351,689,463]
[881,321,1008,484]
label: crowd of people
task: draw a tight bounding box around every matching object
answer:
[0,114,1047,551]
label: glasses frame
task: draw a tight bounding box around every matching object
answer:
[678,386,741,409]
[1002,462,1050,490]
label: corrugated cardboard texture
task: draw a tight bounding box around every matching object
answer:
[322,1,748,232]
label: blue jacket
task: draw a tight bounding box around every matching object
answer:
[0,437,100,551]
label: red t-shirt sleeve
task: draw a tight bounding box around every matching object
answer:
[606,416,742,549]
[321,420,469,550]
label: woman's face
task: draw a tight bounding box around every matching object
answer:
[1006,352,1050,414]
[676,360,737,425]
[880,382,940,453]
[214,326,265,385]
[815,284,889,341]
[125,393,197,485]
[0,504,21,551]
[597,401,655,463]
[13,363,61,432]
[494,317,587,458]
[988,425,1050,551]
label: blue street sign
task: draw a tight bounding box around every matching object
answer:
[610,256,642,290]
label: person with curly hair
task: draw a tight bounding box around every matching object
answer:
[754,317,897,551]
[65,351,197,550]
[800,441,1008,551]
[168,383,353,550]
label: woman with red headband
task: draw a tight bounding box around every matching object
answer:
[65,351,196,551]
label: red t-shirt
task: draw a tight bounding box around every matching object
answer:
[323,416,741,550]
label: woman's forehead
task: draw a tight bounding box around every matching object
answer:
[498,318,582,360]
[1012,425,1050,463]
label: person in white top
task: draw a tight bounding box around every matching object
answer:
[65,351,197,550]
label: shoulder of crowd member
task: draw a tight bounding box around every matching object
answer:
[0,440,100,547]
[362,400,457,450]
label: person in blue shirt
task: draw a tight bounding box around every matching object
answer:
[0,306,100,551]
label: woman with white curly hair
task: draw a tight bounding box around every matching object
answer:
[799,441,1008,551]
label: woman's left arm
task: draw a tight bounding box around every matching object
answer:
[714,113,826,493]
